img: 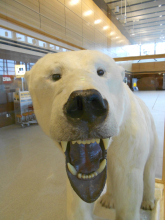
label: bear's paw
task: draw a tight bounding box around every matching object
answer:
[141,200,155,210]
[100,193,115,209]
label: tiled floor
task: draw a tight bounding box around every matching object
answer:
[0,125,67,220]
[0,90,164,219]
[134,91,165,179]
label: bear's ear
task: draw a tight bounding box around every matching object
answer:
[25,71,31,86]
[119,66,125,80]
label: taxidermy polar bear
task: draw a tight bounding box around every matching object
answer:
[25,50,158,220]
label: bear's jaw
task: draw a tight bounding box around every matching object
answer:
[59,138,110,203]
[61,138,109,152]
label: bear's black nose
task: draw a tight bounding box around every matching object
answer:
[64,89,108,124]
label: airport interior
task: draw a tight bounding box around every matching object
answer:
[0,0,165,219]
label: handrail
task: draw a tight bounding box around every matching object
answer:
[114,54,165,61]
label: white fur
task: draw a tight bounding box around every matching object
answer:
[25,50,158,220]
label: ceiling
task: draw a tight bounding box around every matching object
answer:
[104,0,165,44]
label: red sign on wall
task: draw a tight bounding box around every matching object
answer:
[2,75,13,84]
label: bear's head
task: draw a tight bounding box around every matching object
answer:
[25,50,126,203]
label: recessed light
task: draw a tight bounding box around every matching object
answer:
[69,0,79,5]
[131,33,135,36]
[83,10,92,16]
[109,31,115,36]
[158,4,162,7]
[159,15,162,17]
[103,26,109,30]
[116,36,119,39]
[160,24,162,26]
[94,19,101,24]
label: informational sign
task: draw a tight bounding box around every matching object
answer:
[15,65,26,78]
[20,91,31,102]
[2,75,13,84]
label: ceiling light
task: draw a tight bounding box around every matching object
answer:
[94,19,101,24]
[69,0,79,5]
[159,15,162,17]
[103,26,109,30]
[116,36,119,39]
[160,24,162,26]
[131,33,135,36]
[109,31,115,36]
[158,4,162,7]
[83,10,92,16]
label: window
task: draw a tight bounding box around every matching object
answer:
[38,40,47,48]
[141,43,154,55]
[123,45,140,56]
[27,36,37,45]
[0,28,12,38]
[49,44,56,50]
[156,42,165,54]
[16,33,25,42]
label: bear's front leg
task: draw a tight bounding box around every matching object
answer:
[66,179,94,220]
[112,168,143,220]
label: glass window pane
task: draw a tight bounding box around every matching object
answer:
[123,45,140,56]
[0,28,12,38]
[16,33,25,42]
[49,44,56,50]
[38,41,47,48]
[141,43,154,55]
[156,42,165,54]
[27,36,37,45]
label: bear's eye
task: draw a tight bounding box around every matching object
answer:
[52,74,61,81]
[97,69,105,76]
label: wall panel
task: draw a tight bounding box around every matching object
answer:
[0,0,7,15]
[65,0,82,17]
[83,38,95,50]
[132,61,165,72]
[95,29,105,46]
[0,0,130,56]
[41,16,65,39]
[83,21,94,42]
[57,0,64,4]
[82,2,94,26]
[140,62,155,71]
[66,8,82,36]
[40,0,65,27]
[15,0,40,13]
[5,0,40,28]
[66,29,83,47]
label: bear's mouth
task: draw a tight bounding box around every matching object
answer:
[59,138,110,203]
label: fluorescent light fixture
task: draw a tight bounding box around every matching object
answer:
[94,19,101,24]
[103,26,109,30]
[83,10,92,16]
[69,0,79,5]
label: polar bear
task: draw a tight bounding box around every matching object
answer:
[25,50,158,220]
